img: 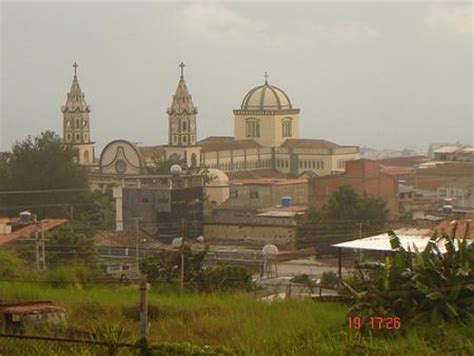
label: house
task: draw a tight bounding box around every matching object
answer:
[308,159,400,220]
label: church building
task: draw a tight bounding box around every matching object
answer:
[60,62,360,192]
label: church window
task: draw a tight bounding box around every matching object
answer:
[173,135,178,144]
[83,120,88,128]
[321,160,325,169]
[182,135,187,144]
[191,153,197,167]
[83,133,88,142]
[75,133,80,141]
[75,119,80,129]
[182,121,187,131]
[245,118,260,138]
[312,160,316,169]
[66,120,71,128]
[84,150,90,164]
[282,118,292,137]
[66,133,72,142]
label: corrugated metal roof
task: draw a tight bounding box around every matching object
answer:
[332,228,472,252]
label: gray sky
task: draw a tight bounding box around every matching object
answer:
[1,1,472,153]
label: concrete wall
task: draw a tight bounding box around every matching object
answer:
[204,223,296,247]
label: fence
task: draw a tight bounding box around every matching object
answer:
[0,333,140,356]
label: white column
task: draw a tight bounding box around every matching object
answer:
[113,185,124,232]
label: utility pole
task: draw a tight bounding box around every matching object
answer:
[132,217,143,268]
[40,220,46,271]
[35,220,46,271]
[180,217,185,293]
[180,250,185,293]
[35,220,40,270]
[139,279,150,343]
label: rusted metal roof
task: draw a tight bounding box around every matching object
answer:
[3,305,65,315]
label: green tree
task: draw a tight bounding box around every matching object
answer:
[297,186,388,253]
[0,131,88,217]
[45,222,96,266]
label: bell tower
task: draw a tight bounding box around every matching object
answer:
[61,62,95,165]
[167,62,198,146]
[164,62,201,168]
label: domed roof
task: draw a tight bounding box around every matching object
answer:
[240,74,293,111]
[205,168,229,187]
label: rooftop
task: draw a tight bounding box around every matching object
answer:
[0,219,68,246]
[280,139,341,150]
[231,178,307,186]
[199,137,262,152]
[332,228,472,253]
[3,305,65,315]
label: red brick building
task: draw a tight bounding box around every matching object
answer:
[308,159,400,219]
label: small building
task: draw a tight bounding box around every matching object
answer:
[308,159,400,220]
[114,173,204,240]
[3,305,67,333]
[204,206,307,248]
[228,178,308,210]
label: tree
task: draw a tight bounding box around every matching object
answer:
[297,186,388,253]
[0,131,88,217]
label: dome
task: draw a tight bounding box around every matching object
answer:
[205,168,229,187]
[241,82,293,111]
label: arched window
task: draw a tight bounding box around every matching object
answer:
[282,118,292,137]
[182,121,187,131]
[245,118,260,138]
[75,119,80,129]
[84,150,90,164]
[191,153,197,167]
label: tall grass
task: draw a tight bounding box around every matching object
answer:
[0,281,472,355]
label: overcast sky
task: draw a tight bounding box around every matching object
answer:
[1,1,472,153]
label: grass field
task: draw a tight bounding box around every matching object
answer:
[0,281,473,355]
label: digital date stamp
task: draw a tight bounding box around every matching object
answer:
[347,317,401,330]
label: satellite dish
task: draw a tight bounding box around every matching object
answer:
[170,164,183,176]
[262,244,279,257]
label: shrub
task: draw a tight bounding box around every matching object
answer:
[43,262,101,288]
[147,342,234,355]
[202,265,253,292]
[321,271,338,288]
[0,249,28,279]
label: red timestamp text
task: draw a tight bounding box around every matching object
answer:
[347,317,401,330]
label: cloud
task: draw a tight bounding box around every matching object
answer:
[307,22,380,44]
[178,3,379,47]
[425,3,473,35]
[180,3,266,42]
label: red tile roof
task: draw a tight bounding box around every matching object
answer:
[380,166,415,176]
[280,138,341,149]
[0,219,68,246]
[434,220,473,239]
[375,156,429,167]
[226,169,286,180]
[231,178,307,186]
[199,138,262,152]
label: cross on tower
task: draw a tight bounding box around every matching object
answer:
[73,62,79,78]
[179,62,186,79]
[264,71,269,84]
